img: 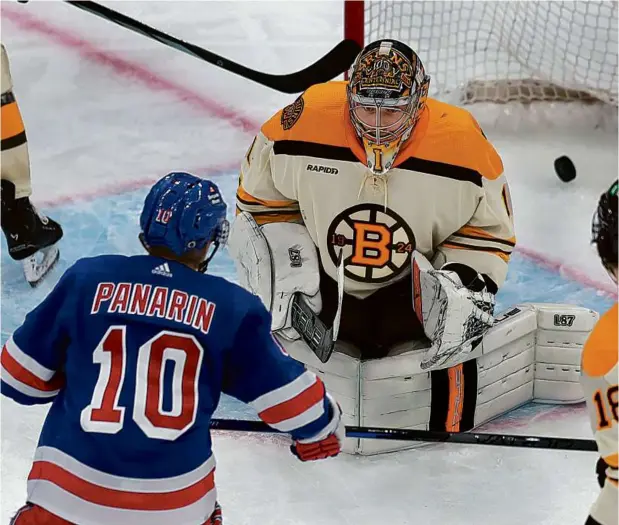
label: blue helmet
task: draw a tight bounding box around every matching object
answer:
[140,172,229,264]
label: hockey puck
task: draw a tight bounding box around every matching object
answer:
[554,155,576,183]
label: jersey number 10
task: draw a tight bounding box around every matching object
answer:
[80,326,204,441]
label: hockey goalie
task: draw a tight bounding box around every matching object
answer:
[229,39,598,454]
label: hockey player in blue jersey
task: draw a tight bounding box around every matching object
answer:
[1,172,345,525]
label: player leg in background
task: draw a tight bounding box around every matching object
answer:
[10,502,224,524]
[1,43,63,286]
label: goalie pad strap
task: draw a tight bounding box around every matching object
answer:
[429,358,479,432]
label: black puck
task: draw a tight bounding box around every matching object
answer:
[554,156,576,182]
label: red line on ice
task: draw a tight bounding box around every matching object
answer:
[1,5,261,134]
[37,163,240,209]
[3,5,615,298]
[516,245,617,299]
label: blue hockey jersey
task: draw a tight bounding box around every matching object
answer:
[1,255,334,525]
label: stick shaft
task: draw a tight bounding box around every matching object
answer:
[209,418,597,452]
[65,1,360,93]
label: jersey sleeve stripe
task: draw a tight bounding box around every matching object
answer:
[0,366,60,399]
[28,459,215,511]
[440,242,510,263]
[453,227,516,249]
[257,378,326,427]
[236,185,299,210]
[265,399,326,432]
[4,337,56,380]
[456,226,516,245]
[250,371,318,413]
[249,211,303,225]
[1,347,63,395]
[443,237,514,254]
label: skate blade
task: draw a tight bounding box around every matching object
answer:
[22,245,60,287]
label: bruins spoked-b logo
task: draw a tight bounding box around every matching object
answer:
[281,95,304,130]
[327,204,416,283]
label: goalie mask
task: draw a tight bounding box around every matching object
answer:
[592,179,618,279]
[347,39,430,175]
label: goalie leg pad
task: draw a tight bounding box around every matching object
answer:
[475,303,598,425]
[278,303,598,455]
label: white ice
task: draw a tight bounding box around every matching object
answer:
[1,2,617,524]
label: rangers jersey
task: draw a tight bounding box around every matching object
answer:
[1,255,334,525]
[580,302,618,525]
[237,81,515,298]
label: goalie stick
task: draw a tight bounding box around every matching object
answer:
[209,418,598,452]
[290,250,344,363]
[63,1,362,94]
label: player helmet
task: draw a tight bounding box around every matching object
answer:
[592,179,618,278]
[347,39,430,175]
[140,172,229,271]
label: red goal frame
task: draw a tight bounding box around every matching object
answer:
[343,1,364,79]
[344,0,365,49]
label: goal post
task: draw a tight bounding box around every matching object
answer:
[343,1,618,106]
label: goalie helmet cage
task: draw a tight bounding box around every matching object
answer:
[343,1,618,106]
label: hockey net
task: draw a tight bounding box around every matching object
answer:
[345,1,618,107]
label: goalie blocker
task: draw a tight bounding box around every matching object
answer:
[280,302,598,455]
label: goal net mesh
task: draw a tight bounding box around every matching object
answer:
[363,1,618,105]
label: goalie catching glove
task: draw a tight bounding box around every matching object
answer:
[227,212,321,340]
[412,251,495,370]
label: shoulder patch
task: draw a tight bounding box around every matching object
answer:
[281,95,304,130]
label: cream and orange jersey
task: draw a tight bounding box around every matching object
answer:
[237,81,515,298]
[581,302,619,483]
[1,42,32,199]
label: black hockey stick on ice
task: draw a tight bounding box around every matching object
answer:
[210,419,598,452]
[290,251,345,362]
[63,1,361,93]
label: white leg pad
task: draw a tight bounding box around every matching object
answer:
[277,303,599,455]
[531,303,598,403]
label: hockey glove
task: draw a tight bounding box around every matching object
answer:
[411,251,495,370]
[228,212,321,341]
[291,394,345,461]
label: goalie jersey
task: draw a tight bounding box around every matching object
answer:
[237,81,515,298]
[1,255,334,525]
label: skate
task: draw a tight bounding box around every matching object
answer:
[1,180,63,286]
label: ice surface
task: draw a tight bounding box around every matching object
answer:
[1,2,616,524]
